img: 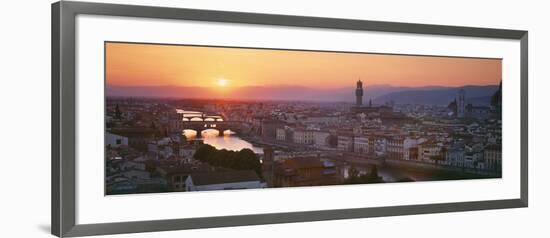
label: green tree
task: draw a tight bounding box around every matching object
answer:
[192,145,262,177]
[345,165,383,184]
[193,144,216,162]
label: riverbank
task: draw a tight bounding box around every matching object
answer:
[378,162,501,182]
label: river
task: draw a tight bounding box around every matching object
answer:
[177,110,495,183]
[183,129,264,154]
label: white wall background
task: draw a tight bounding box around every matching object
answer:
[0,0,546,237]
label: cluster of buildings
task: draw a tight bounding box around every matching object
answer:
[256,80,502,173]
[261,148,342,188]
[105,131,270,194]
[104,99,269,194]
[104,79,503,194]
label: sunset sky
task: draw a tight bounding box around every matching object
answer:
[106,42,501,90]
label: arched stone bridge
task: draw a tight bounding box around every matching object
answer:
[170,112,246,136]
[173,121,244,137]
[181,114,225,122]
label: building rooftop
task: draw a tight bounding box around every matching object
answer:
[485,144,502,151]
[109,128,160,138]
[190,170,260,186]
[279,157,324,171]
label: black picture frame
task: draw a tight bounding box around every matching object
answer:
[52,1,528,237]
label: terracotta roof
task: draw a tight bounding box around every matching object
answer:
[190,170,260,186]
[280,157,324,170]
[109,128,159,138]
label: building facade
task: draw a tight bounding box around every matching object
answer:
[484,144,502,171]
[185,170,265,191]
[106,132,128,148]
[273,157,339,187]
[403,137,427,160]
[353,136,370,154]
[293,129,314,145]
[276,128,286,141]
[387,137,405,160]
[337,135,354,152]
[313,130,331,148]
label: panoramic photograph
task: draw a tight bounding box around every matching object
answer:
[104,42,502,195]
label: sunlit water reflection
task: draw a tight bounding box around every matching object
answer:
[183,129,263,154]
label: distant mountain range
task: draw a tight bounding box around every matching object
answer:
[373,85,499,106]
[107,84,499,106]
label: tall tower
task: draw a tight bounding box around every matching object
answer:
[355,80,363,106]
[456,88,466,118]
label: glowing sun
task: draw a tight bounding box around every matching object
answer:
[216,78,229,87]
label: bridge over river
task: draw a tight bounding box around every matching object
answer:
[170,110,249,137]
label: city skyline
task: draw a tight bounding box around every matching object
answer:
[105,42,502,195]
[106,42,502,91]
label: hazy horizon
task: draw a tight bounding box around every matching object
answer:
[106,84,500,105]
[106,42,501,103]
[106,82,500,89]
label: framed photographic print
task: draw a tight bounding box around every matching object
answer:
[52,1,528,237]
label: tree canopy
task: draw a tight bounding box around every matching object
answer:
[345,165,384,184]
[193,144,262,177]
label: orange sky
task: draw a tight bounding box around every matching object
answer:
[106,42,501,89]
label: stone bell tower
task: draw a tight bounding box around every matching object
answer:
[355,79,363,106]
